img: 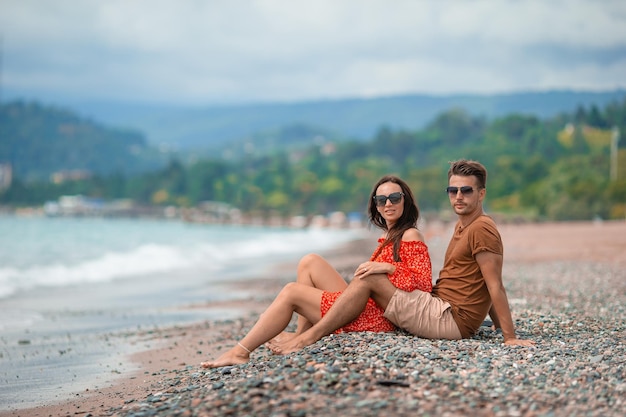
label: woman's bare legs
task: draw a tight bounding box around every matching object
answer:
[269,273,398,355]
[201,282,325,368]
[275,254,348,342]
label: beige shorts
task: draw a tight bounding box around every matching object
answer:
[383,289,462,340]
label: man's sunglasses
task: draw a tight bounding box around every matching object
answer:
[373,192,404,207]
[446,186,476,196]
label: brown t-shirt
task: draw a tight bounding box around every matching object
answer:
[432,215,503,338]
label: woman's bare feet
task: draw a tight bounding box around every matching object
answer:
[201,347,249,368]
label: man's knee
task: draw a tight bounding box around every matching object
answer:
[360,273,390,286]
[355,273,393,293]
[360,273,396,308]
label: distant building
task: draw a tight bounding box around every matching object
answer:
[50,169,92,184]
[181,201,241,224]
[43,195,103,216]
[43,195,147,217]
[0,163,12,191]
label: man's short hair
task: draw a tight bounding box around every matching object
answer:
[448,159,487,189]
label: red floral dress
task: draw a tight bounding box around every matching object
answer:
[321,238,432,333]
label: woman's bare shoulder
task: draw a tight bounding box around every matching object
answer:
[401,228,424,242]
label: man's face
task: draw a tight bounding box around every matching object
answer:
[447,175,485,217]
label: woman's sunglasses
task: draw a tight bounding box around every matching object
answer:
[373,192,404,207]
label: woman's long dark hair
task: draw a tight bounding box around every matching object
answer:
[368,175,420,262]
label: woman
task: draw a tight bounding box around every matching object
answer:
[201,175,432,368]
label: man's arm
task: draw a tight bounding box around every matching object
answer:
[476,251,535,347]
[488,304,502,330]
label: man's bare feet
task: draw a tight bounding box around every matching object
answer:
[201,348,249,368]
[267,334,313,355]
[268,331,297,345]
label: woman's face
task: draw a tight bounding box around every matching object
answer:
[374,181,404,227]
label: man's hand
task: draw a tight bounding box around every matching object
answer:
[504,338,535,347]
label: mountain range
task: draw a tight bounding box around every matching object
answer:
[69,89,626,150]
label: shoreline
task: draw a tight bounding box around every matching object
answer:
[2,220,625,416]
[0,231,378,415]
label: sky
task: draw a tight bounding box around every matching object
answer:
[1,0,626,106]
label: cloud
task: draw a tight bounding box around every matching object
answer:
[1,0,625,105]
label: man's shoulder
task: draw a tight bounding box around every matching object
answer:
[467,215,502,242]
[468,215,499,230]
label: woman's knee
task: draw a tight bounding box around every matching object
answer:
[277,282,300,302]
[298,253,323,268]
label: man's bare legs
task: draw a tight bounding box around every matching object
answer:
[201,282,324,368]
[272,254,348,343]
[269,273,397,354]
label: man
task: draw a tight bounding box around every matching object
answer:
[270,159,534,352]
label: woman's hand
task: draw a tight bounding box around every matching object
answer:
[354,262,394,279]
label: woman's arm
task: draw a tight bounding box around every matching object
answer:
[357,229,432,292]
[388,239,433,292]
[354,229,432,293]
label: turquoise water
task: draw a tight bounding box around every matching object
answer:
[0,214,368,355]
[0,215,364,300]
[0,215,367,410]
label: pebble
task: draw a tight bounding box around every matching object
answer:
[103,260,624,417]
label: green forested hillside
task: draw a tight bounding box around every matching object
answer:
[1,98,625,221]
[0,101,167,181]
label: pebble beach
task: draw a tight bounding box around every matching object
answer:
[2,221,625,417]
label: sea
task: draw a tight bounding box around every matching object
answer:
[0,215,367,410]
